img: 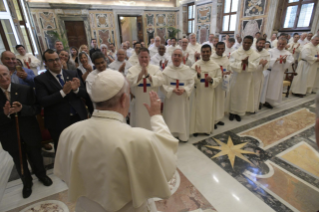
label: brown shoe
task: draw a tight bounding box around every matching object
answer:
[42,143,52,150]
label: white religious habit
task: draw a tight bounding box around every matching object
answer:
[16,53,41,75]
[227,47,260,116]
[298,39,309,46]
[190,59,222,134]
[181,49,192,67]
[291,42,319,95]
[187,43,202,64]
[287,41,301,61]
[160,64,195,141]
[149,45,159,58]
[109,59,132,75]
[264,48,293,105]
[271,39,278,49]
[126,64,162,130]
[128,52,139,66]
[211,53,230,123]
[224,46,236,59]
[150,53,171,68]
[248,48,270,112]
[233,42,242,50]
[167,45,181,56]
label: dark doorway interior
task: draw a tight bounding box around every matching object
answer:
[65,21,87,49]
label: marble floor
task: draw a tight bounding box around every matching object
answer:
[1,94,318,212]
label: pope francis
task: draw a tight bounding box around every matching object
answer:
[54,71,178,212]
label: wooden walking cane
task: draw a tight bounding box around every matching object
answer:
[15,113,24,175]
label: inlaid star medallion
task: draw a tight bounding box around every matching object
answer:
[206,136,256,169]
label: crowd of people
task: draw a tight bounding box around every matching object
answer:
[0,29,319,204]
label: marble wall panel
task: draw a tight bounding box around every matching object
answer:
[195,4,212,43]
[157,27,166,44]
[145,13,154,27]
[156,14,166,27]
[39,12,57,30]
[44,30,58,49]
[96,14,109,28]
[243,0,267,17]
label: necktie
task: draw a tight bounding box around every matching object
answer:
[4,90,10,102]
[56,74,65,87]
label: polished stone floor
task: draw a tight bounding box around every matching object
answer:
[0,94,318,212]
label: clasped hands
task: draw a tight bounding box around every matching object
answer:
[62,78,81,94]
[241,57,249,68]
[3,101,22,116]
[276,55,287,63]
[259,59,268,67]
[195,65,212,83]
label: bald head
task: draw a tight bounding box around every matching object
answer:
[181,38,188,50]
[155,36,161,47]
[171,49,183,67]
[1,51,17,71]
[117,49,127,62]
[0,64,11,89]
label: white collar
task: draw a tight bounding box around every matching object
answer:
[49,69,63,77]
[0,83,11,93]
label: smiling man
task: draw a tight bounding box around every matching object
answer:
[15,45,41,76]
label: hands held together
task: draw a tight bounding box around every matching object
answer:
[3,101,22,116]
[62,78,80,94]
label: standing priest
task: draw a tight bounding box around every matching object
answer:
[161,49,195,143]
[227,36,260,121]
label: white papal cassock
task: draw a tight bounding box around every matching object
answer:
[265,48,293,104]
[190,59,221,134]
[247,48,270,112]
[109,60,132,75]
[126,64,162,130]
[291,42,319,95]
[228,47,260,116]
[128,52,139,66]
[211,53,230,123]
[54,110,178,212]
[161,64,195,141]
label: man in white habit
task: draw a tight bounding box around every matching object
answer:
[128,42,141,66]
[16,44,41,76]
[248,38,270,112]
[224,38,236,59]
[149,36,161,58]
[161,49,195,142]
[191,44,221,135]
[271,33,278,49]
[291,35,319,96]
[228,36,260,122]
[54,70,178,212]
[150,44,171,69]
[148,38,155,49]
[211,42,231,128]
[298,33,309,46]
[109,49,132,75]
[253,32,261,46]
[287,33,301,68]
[187,33,202,64]
[167,38,181,56]
[126,48,162,130]
[306,32,314,43]
[202,34,215,47]
[180,38,192,67]
[263,38,294,109]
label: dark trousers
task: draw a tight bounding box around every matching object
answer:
[49,114,81,152]
[8,139,46,186]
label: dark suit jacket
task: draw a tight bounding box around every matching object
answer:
[34,69,88,131]
[0,83,42,152]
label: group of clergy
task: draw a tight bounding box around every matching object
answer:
[86,32,319,143]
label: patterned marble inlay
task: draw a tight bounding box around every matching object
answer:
[155,169,217,212]
[279,142,319,179]
[96,14,109,28]
[245,161,319,212]
[239,108,316,149]
[39,12,56,29]
[20,200,69,212]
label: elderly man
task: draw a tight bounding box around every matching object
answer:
[263,38,294,108]
[224,38,236,58]
[55,41,64,53]
[306,32,314,43]
[15,45,41,76]
[191,44,221,135]
[298,33,309,46]
[166,39,171,47]
[149,36,161,57]
[202,34,215,47]
[291,35,319,96]
[34,49,88,152]
[127,48,162,130]
[249,38,270,112]
[287,33,301,68]
[180,38,192,67]
[187,33,201,64]
[160,49,195,142]
[211,42,231,128]
[228,36,260,121]
[150,44,171,69]
[1,51,35,88]
[109,49,132,75]
[108,43,117,59]
[54,70,178,212]
[271,33,278,49]
[166,37,181,56]
[121,42,131,58]
[234,36,242,50]
[148,38,155,49]
[253,32,262,46]
[0,65,52,198]
[128,42,141,66]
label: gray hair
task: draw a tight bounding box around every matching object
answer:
[155,36,161,41]
[312,35,319,40]
[95,80,129,108]
[278,37,288,43]
[189,33,196,39]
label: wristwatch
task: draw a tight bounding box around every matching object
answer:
[210,79,213,84]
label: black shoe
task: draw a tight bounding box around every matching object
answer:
[38,176,53,186]
[193,133,198,137]
[179,139,188,143]
[217,121,224,126]
[264,102,273,109]
[229,113,234,121]
[22,182,33,198]
[235,115,241,122]
[214,124,217,129]
[259,103,262,110]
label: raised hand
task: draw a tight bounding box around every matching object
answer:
[143,91,161,117]
[3,101,12,116]
[12,101,22,113]
[195,65,201,75]
[71,78,80,91]
[119,62,126,73]
[16,68,27,79]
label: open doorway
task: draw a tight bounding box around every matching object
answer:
[118,15,144,46]
[64,21,88,49]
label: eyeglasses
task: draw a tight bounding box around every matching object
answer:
[47,58,60,63]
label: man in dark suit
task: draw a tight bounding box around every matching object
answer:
[34,49,88,152]
[0,64,52,199]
